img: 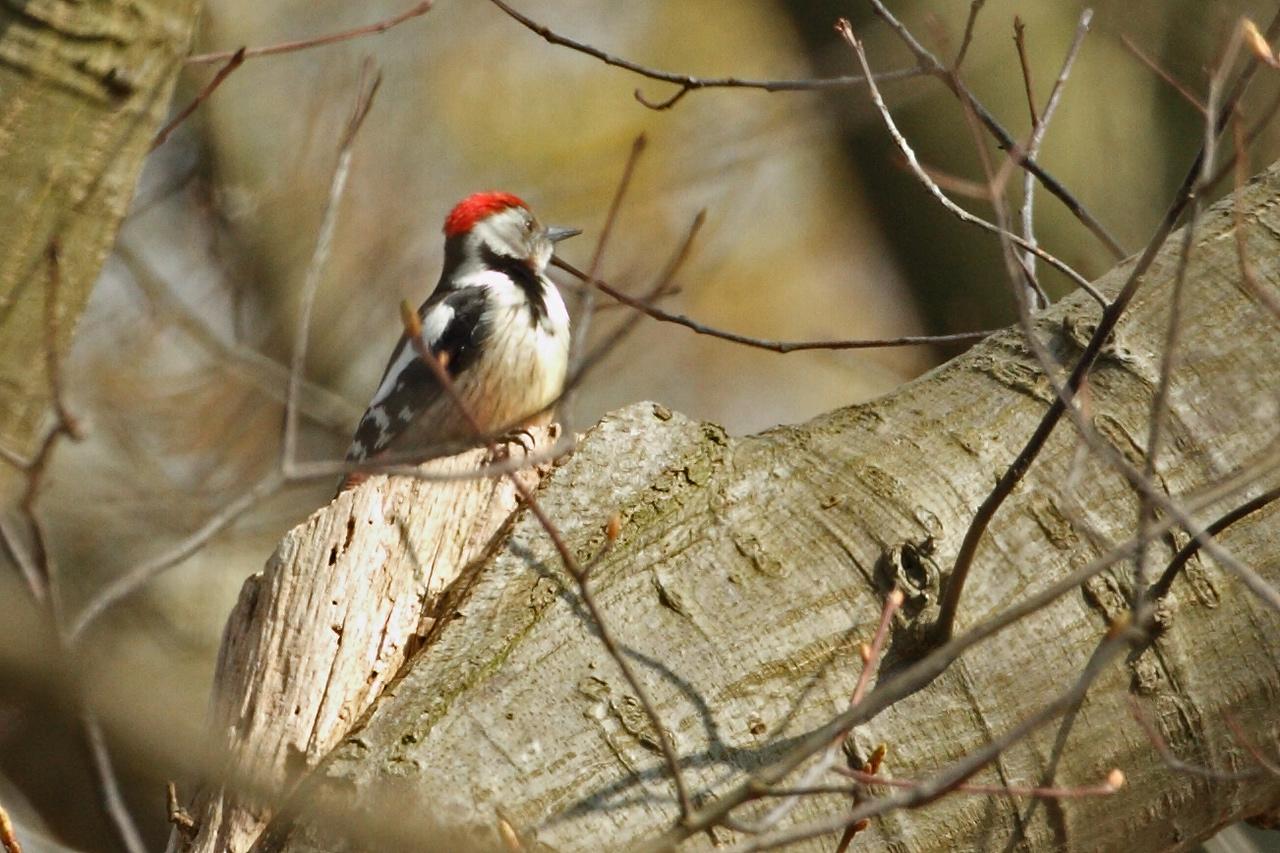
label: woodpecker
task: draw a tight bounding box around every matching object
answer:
[341,192,578,488]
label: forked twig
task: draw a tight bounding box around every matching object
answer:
[1018,11,1092,305]
[485,0,924,110]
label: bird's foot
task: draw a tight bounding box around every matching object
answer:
[486,427,538,465]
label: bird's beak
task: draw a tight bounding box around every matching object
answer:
[546,226,581,243]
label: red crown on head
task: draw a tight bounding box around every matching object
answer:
[444,191,528,237]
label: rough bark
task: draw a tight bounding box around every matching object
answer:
[0,0,200,458]
[214,164,1279,852]
[181,433,557,853]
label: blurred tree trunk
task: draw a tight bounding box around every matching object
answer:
[0,0,201,462]
[196,161,1280,853]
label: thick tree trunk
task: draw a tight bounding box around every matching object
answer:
[207,163,1280,852]
[0,0,200,458]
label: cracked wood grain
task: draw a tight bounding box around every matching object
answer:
[177,430,556,853]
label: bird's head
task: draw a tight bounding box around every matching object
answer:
[443,191,579,274]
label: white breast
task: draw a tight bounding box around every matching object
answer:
[455,271,570,433]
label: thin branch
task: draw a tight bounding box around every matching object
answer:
[1135,21,1244,615]
[1223,713,1280,777]
[905,157,992,199]
[186,1,433,64]
[1207,85,1280,189]
[282,63,381,473]
[484,0,924,111]
[1150,486,1280,602]
[0,517,44,606]
[833,765,1124,799]
[152,47,246,150]
[1119,34,1207,113]
[1128,697,1261,782]
[553,257,998,352]
[836,23,1102,304]
[1229,114,1280,323]
[116,242,360,433]
[866,0,1127,261]
[953,0,987,71]
[68,471,287,642]
[717,637,1129,852]
[736,589,904,837]
[1012,18,1038,127]
[167,781,200,840]
[82,712,147,853]
[565,211,705,396]
[930,7,1280,644]
[1019,11,1092,306]
[560,134,646,428]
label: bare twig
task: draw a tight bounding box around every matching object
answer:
[82,712,147,853]
[1223,713,1280,777]
[1207,86,1280,189]
[1150,486,1280,601]
[835,21,1102,304]
[282,62,381,473]
[954,1,987,71]
[866,0,1127,261]
[737,590,904,836]
[152,48,246,150]
[116,242,359,433]
[1128,697,1261,782]
[1013,18,1038,127]
[834,765,1124,799]
[717,637,1129,852]
[905,157,992,199]
[168,781,200,839]
[560,135,646,427]
[1119,34,1207,113]
[3,241,89,621]
[484,0,924,110]
[563,212,706,405]
[554,257,998,352]
[1019,11,1092,306]
[1229,114,1280,323]
[1134,20,1245,615]
[930,7,1280,644]
[186,1,433,64]
[68,471,287,641]
[0,517,44,605]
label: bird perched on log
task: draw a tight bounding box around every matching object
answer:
[341,192,578,489]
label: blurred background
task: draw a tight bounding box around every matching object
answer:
[2,0,1279,850]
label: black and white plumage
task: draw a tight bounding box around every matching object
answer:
[342,192,576,485]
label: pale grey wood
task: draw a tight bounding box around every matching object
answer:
[181,432,556,853]
[243,165,1278,852]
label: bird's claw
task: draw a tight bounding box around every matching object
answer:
[488,427,537,463]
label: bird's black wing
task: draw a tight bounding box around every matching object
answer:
[345,286,490,461]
